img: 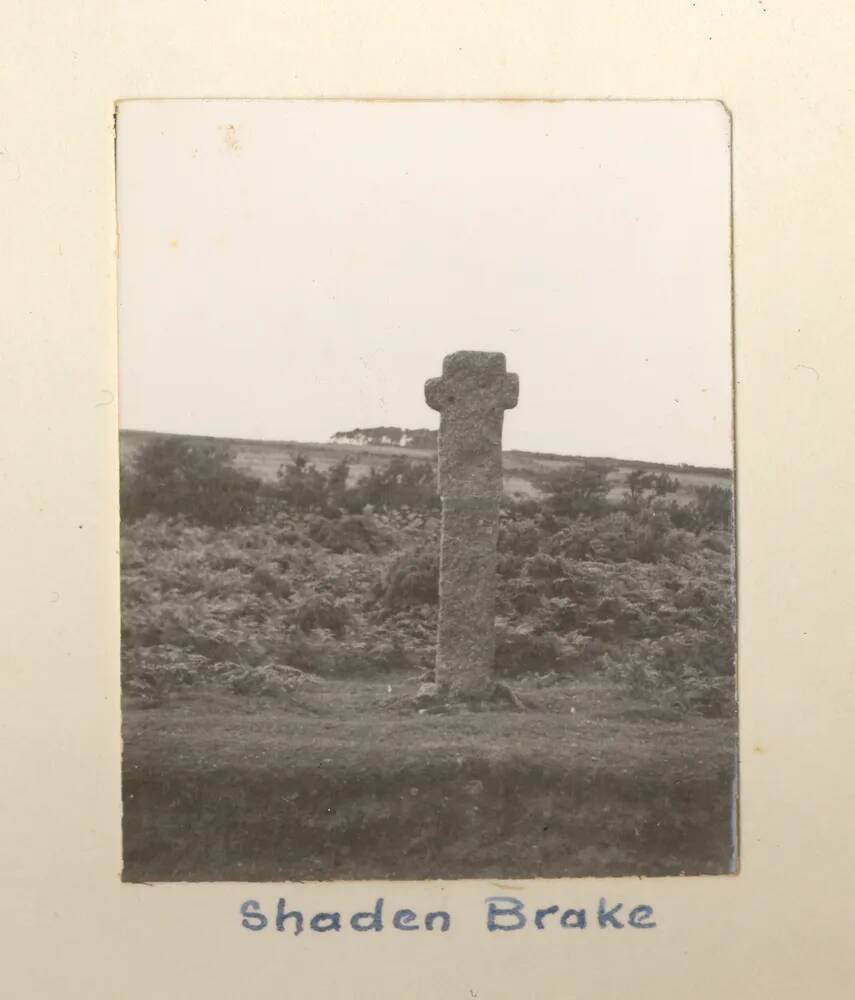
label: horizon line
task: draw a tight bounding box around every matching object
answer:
[119,425,734,476]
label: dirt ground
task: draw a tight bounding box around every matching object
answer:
[122,676,737,882]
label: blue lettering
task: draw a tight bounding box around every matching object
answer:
[240,900,267,931]
[393,908,419,931]
[351,898,384,932]
[276,899,304,935]
[310,912,341,932]
[424,910,451,932]
[597,898,624,929]
[560,908,587,929]
[535,905,559,929]
[628,905,656,929]
[486,896,526,931]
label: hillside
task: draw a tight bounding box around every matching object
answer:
[120,428,732,504]
[120,426,736,880]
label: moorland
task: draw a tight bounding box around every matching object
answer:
[120,430,736,881]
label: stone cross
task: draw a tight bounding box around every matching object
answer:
[425,351,519,700]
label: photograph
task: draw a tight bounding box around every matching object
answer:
[117,98,736,882]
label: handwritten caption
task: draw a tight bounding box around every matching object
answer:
[240,897,656,934]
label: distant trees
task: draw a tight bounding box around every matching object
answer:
[120,437,259,527]
[539,461,732,536]
[624,469,680,508]
[275,454,330,512]
[544,463,614,519]
[274,453,439,514]
[122,438,442,526]
[349,457,439,513]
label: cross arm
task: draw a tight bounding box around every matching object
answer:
[501,372,520,411]
[425,370,519,413]
[424,376,448,412]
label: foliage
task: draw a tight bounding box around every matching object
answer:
[122,645,209,707]
[121,438,260,527]
[273,454,330,512]
[121,452,735,718]
[693,484,733,530]
[543,462,614,519]
[498,516,540,556]
[379,547,439,611]
[601,630,735,718]
[347,456,439,513]
[494,622,601,679]
[249,562,292,598]
[295,595,351,636]
[305,513,393,554]
[624,468,680,508]
[268,452,439,517]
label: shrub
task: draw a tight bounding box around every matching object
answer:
[275,455,329,512]
[364,639,410,673]
[121,437,260,527]
[348,457,439,512]
[498,517,540,556]
[694,484,733,530]
[325,457,352,507]
[224,663,316,697]
[547,517,599,560]
[272,630,347,676]
[122,645,209,705]
[497,552,525,579]
[701,530,730,555]
[295,596,350,637]
[543,462,614,519]
[538,596,578,630]
[381,548,439,610]
[502,495,542,519]
[524,552,565,581]
[499,578,543,615]
[662,528,697,560]
[249,563,292,599]
[494,623,562,677]
[624,468,680,508]
[269,455,441,516]
[306,514,391,554]
[601,630,736,717]
[624,507,671,563]
[662,500,701,532]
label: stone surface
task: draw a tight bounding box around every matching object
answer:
[425,351,519,700]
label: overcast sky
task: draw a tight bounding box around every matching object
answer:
[117,100,732,467]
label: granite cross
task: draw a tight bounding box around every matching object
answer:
[425,351,519,700]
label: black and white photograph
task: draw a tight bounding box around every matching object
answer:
[117,99,736,882]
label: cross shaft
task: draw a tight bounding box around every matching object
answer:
[425,351,518,700]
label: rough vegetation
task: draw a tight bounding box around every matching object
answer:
[120,434,736,880]
[121,438,734,714]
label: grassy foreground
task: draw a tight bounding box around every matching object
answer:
[122,677,737,882]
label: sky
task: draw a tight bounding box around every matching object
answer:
[117,100,732,467]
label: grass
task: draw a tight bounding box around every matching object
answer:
[122,676,737,882]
